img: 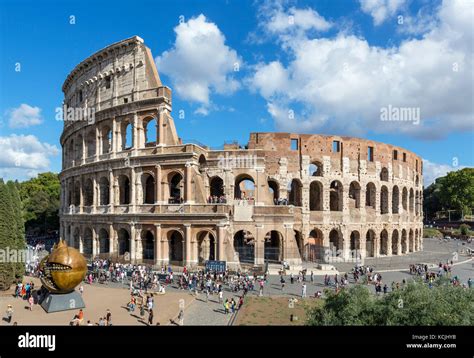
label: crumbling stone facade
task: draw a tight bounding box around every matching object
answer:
[59,37,424,270]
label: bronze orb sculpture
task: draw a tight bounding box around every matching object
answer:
[39,240,87,293]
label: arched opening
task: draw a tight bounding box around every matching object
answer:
[380,229,388,255]
[73,228,80,249]
[415,192,420,216]
[329,229,343,258]
[122,122,133,150]
[414,229,419,251]
[308,162,323,176]
[85,131,96,158]
[101,126,112,154]
[305,229,324,261]
[169,231,184,263]
[268,179,280,204]
[294,230,304,259]
[392,230,399,255]
[142,230,154,260]
[118,175,130,205]
[142,173,155,204]
[83,228,93,256]
[288,179,302,206]
[83,179,93,207]
[366,183,376,209]
[169,172,183,203]
[366,230,376,257]
[210,176,224,198]
[68,139,74,166]
[233,230,255,264]
[99,177,110,205]
[329,181,343,211]
[264,231,283,263]
[402,187,408,211]
[75,134,83,162]
[144,117,157,146]
[401,229,407,254]
[309,181,323,211]
[350,231,361,260]
[234,174,255,200]
[392,186,400,214]
[118,229,130,256]
[380,167,389,181]
[74,181,81,206]
[380,186,389,214]
[409,229,414,252]
[349,181,361,209]
[197,231,216,264]
[409,189,414,213]
[99,228,109,254]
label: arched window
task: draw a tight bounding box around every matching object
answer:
[122,122,133,150]
[144,118,157,146]
[234,174,255,200]
[380,186,389,214]
[268,179,279,204]
[380,167,389,181]
[392,186,400,214]
[366,182,376,209]
[402,187,408,211]
[99,177,110,205]
[98,228,109,254]
[118,175,131,205]
[409,188,414,212]
[380,229,388,255]
[142,173,155,204]
[210,176,224,197]
[309,181,323,211]
[169,172,183,202]
[329,180,343,211]
[85,131,96,158]
[83,179,93,206]
[349,181,361,209]
[75,134,83,161]
[288,179,302,206]
[308,162,323,176]
[101,126,112,154]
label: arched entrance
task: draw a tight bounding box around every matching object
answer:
[401,229,407,253]
[197,231,216,264]
[233,230,255,264]
[98,228,110,254]
[392,230,399,255]
[142,230,155,260]
[366,230,376,257]
[380,229,388,255]
[118,228,130,256]
[264,231,283,262]
[305,229,323,262]
[83,228,93,256]
[168,230,184,263]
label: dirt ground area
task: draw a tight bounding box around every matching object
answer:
[235,296,322,326]
[0,277,194,326]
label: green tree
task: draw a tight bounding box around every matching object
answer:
[438,168,474,216]
[0,181,16,288]
[306,280,474,326]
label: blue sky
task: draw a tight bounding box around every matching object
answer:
[0,0,472,185]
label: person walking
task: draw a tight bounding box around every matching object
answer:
[6,305,13,323]
[148,309,154,326]
[28,295,34,311]
[302,283,307,298]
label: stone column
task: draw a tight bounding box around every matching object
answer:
[155,224,162,266]
[78,227,83,253]
[130,167,136,212]
[387,234,392,256]
[184,224,192,266]
[92,227,97,257]
[217,224,226,261]
[158,107,165,146]
[283,224,293,261]
[108,169,114,212]
[95,126,100,160]
[92,174,97,214]
[109,224,115,256]
[155,165,161,204]
[111,117,117,157]
[185,163,193,203]
[255,224,265,265]
[132,112,138,152]
[130,223,136,263]
[81,130,86,165]
[79,176,84,214]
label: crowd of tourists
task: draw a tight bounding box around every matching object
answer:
[207,195,227,204]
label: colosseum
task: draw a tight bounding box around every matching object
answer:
[59,36,424,271]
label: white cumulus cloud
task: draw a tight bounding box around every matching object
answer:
[156,14,241,114]
[7,104,43,128]
[0,134,59,180]
[422,159,468,186]
[249,0,473,139]
[359,0,407,25]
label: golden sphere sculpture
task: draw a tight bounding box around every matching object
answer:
[39,240,87,293]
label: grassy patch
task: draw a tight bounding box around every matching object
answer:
[235,296,323,326]
[423,228,443,238]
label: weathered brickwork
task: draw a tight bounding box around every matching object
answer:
[59,37,423,270]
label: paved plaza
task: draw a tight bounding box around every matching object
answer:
[1,238,472,326]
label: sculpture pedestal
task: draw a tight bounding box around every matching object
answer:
[40,290,85,313]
